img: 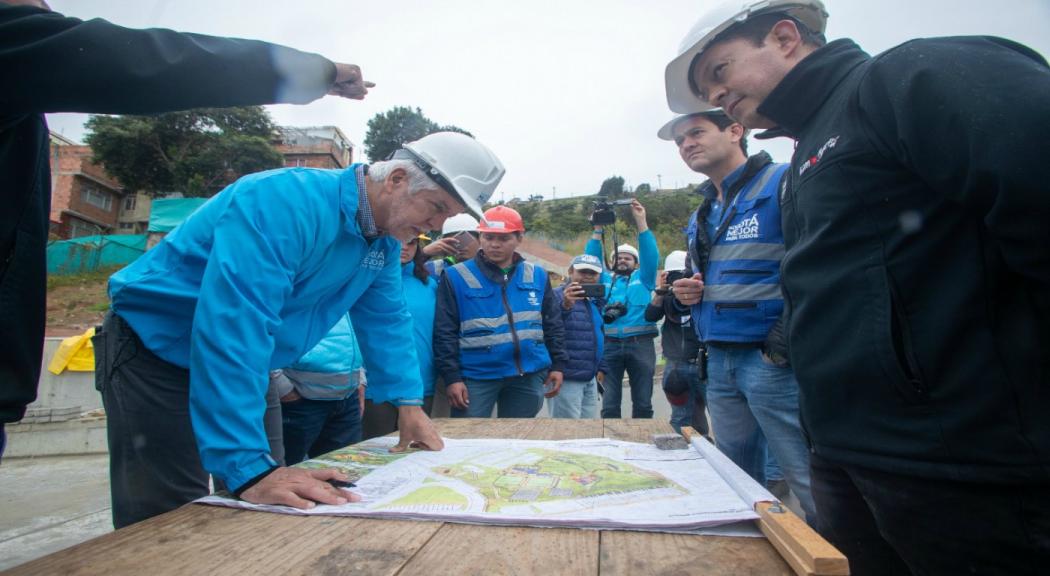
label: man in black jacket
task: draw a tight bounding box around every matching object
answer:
[0,0,373,458]
[666,1,1049,574]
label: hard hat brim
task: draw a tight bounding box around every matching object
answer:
[657,110,730,141]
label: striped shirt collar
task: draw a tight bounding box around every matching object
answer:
[355,165,381,239]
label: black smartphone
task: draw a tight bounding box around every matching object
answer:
[580,283,606,299]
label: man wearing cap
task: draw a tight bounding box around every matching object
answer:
[585,200,660,419]
[96,131,504,527]
[666,0,1050,572]
[434,206,568,418]
[548,254,609,419]
[658,109,815,523]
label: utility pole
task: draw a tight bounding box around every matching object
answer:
[657,174,663,191]
[552,186,556,201]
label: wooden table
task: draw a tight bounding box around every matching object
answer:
[7,419,817,575]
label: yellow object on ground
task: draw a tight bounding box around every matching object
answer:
[48,327,95,374]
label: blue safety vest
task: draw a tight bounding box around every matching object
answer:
[687,162,789,343]
[445,259,551,380]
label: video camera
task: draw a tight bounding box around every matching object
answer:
[589,198,635,226]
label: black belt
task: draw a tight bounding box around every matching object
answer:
[605,333,656,343]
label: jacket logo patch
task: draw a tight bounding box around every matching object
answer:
[725,214,760,242]
[527,291,540,306]
[798,135,840,177]
[361,248,386,270]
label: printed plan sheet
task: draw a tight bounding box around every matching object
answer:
[197,437,761,533]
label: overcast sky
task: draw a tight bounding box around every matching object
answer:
[46,0,1050,202]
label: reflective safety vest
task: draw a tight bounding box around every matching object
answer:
[445,259,551,380]
[687,162,789,343]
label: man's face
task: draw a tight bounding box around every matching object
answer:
[569,267,599,285]
[614,253,637,274]
[691,35,790,129]
[479,232,522,265]
[380,169,465,242]
[673,116,740,174]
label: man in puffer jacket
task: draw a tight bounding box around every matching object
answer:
[548,255,609,418]
[270,313,363,465]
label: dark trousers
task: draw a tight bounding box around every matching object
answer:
[810,453,1050,576]
[281,390,363,465]
[600,335,656,418]
[361,395,435,441]
[95,312,283,528]
[95,312,206,529]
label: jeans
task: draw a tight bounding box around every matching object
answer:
[811,453,1050,576]
[547,378,599,419]
[663,359,708,435]
[600,335,656,418]
[281,389,362,465]
[452,370,547,418]
[705,344,817,522]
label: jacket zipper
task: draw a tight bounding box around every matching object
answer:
[501,273,524,375]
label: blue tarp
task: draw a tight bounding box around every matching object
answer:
[47,234,147,275]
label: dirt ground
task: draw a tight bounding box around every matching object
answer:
[45,269,114,337]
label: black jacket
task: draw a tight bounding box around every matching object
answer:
[645,296,701,362]
[763,37,1050,482]
[433,251,568,384]
[0,5,335,424]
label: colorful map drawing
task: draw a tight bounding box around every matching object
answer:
[313,445,412,468]
[428,448,684,512]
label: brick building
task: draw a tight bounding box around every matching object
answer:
[48,133,126,239]
[48,125,355,239]
[274,126,354,169]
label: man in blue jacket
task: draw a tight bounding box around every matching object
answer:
[659,109,816,524]
[548,254,609,418]
[96,131,505,528]
[585,200,659,419]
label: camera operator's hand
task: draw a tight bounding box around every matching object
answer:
[562,282,585,310]
[656,270,669,290]
[630,200,649,233]
[544,371,564,398]
[672,273,704,306]
[422,237,458,258]
[446,381,470,410]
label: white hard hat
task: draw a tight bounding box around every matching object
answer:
[664,250,688,272]
[441,213,480,236]
[665,0,828,114]
[657,109,731,141]
[400,132,506,219]
[611,244,639,262]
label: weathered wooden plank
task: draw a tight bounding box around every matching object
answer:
[757,502,849,576]
[599,529,794,576]
[4,504,442,576]
[400,525,599,576]
[601,417,671,442]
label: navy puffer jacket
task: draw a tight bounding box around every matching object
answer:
[554,285,609,382]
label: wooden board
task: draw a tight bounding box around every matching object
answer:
[5,419,816,576]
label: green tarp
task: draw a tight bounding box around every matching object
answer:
[148,198,208,233]
[47,234,147,275]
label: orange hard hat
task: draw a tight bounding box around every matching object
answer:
[478,206,525,234]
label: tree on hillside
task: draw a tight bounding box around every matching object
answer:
[597,175,626,198]
[363,106,472,162]
[85,106,284,198]
[634,182,652,196]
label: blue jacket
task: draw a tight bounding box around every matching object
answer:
[366,261,438,400]
[434,252,568,383]
[585,229,659,338]
[553,284,609,381]
[108,164,424,492]
[685,157,789,343]
[273,314,361,401]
